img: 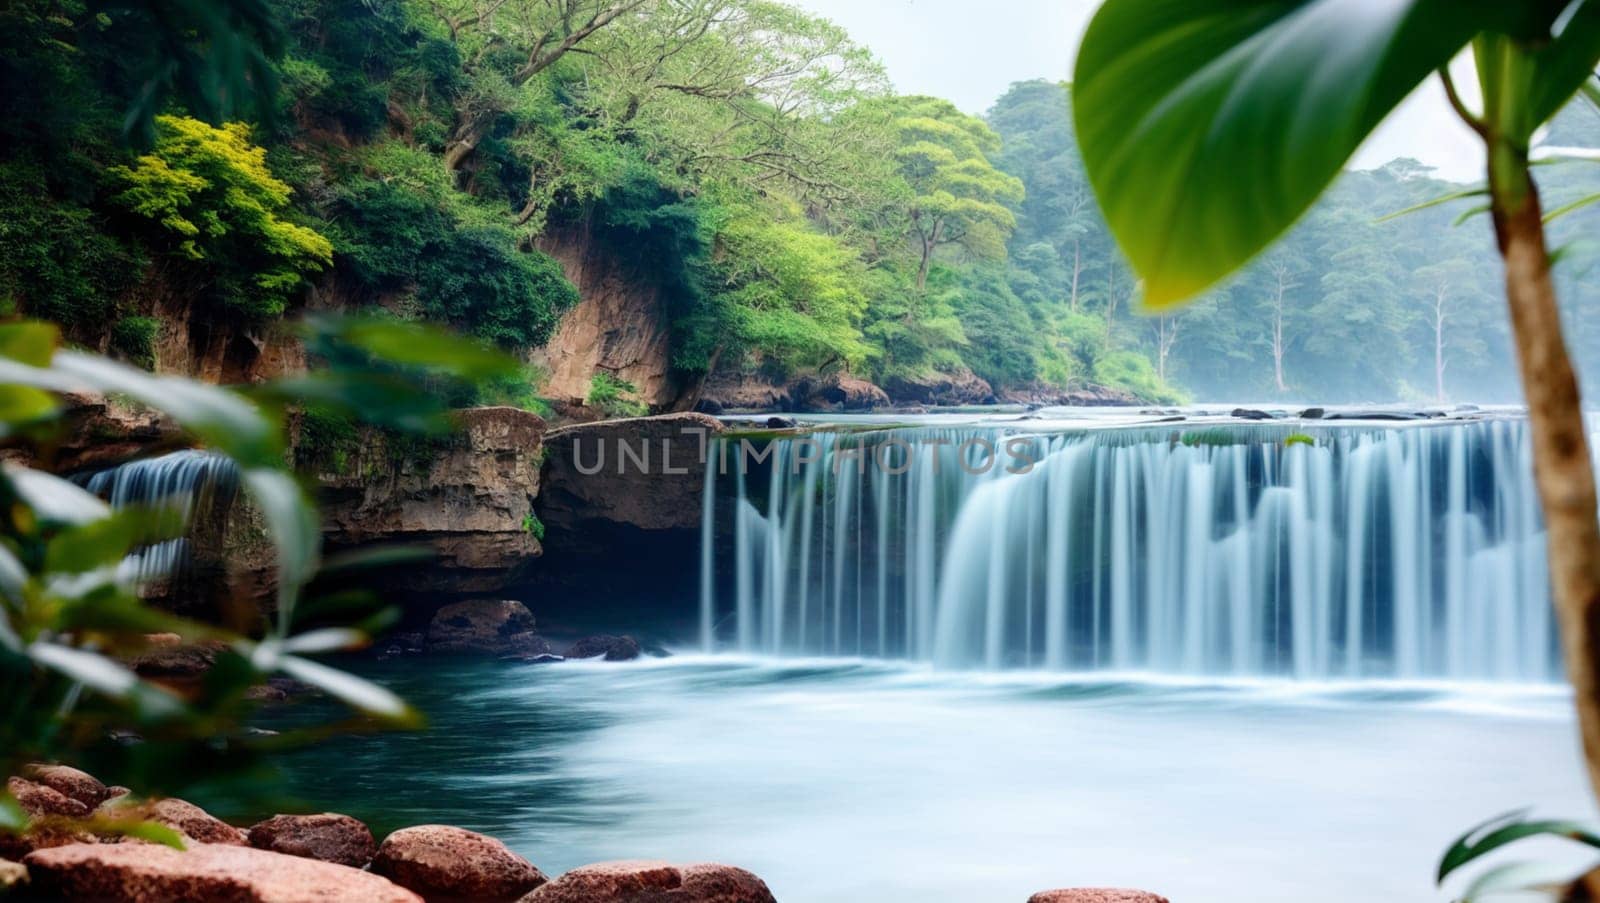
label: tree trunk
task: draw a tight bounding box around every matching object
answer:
[1070,240,1081,313]
[1493,173,1600,800]
[444,111,495,174]
[1434,289,1448,403]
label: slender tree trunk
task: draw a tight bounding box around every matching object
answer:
[1493,171,1600,800]
[1434,288,1448,403]
[1070,240,1081,313]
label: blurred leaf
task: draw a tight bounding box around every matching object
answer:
[256,373,453,434]
[29,642,137,698]
[303,314,520,382]
[0,385,60,428]
[276,654,417,724]
[0,321,59,367]
[45,505,186,575]
[1072,0,1508,308]
[1525,1,1600,126]
[1439,810,1600,882]
[3,464,111,527]
[1456,860,1579,901]
[280,628,366,655]
[0,792,25,832]
[241,469,319,625]
[90,815,187,850]
[318,545,434,576]
[1544,191,1600,223]
[1376,188,1489,223]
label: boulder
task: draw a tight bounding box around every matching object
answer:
[0,778,95,859]
[7,777,89,819]
[563,635,642,662]
[373,825,547,902]
[125,634,225,679]
[882,369,996,406]
[800,374,890,412]
[1028,891,1170,903]
[425,600,551,658]
[25,765,112,809]
[1230,408,1277,421]
[24,841,421,902]
[522,860,775,903]
[248,813,375,869]
[146,798,247,846]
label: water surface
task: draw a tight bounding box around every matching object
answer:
[271,656,1588,902]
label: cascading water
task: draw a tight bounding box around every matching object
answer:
[700,417,1577,682]
[73,449,241,585]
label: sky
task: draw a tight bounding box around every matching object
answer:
[789,0,1487,182]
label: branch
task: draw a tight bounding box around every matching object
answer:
[1439,67,1488,138]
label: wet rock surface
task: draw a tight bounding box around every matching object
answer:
[248,813,375,868]
[563,634,642,661]
[425,600,551,658]
[24,841,422,903]
[1027,891,1170,903]
[521,860,776,903]
[372,825,548,902]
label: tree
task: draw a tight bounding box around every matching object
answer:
[1412,258,1488,402]
[877,97,1023,291]
[1073,0,1600,826]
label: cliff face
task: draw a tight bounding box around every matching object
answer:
[316,407,547,598]
[532,223,683,411]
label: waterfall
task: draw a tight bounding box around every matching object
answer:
[699,418,1575,682]
[74,449,241,586]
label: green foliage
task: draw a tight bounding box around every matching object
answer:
[1095,349,1181,405]
[1438,810,1600,901]
[415,226,577,348]
[108,115,332,318]
[296,406,360,475]
[109,316,160,370]
[521,511,545,541]
[587,372,648,419]
[0,316,519,834]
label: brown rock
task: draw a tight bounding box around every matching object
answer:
[802,374,891,412]
[24,840,421,902]
[882,368,997,406]
[146,799,247,846]
[1028,891,1170,903]
[248,813,375,868]
[7,777,89,819]
[126,636,225,678]
[372,825,546,902]
[563,635,642,661]
[521,860,775,903]
[26,764,112,808]
[541,414,724,534]
[425,600,550,658]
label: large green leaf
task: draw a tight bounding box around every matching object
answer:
[1072,0,1510,308]
[1439,809,1600,882]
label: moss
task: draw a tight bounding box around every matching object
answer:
[109,316,160,370]
[587,372,649,418]
[521,511,545,541]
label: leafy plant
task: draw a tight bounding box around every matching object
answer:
[1437,810,1600,900]
[108,115,333,319]
[521,512,545,541]
[587,372,648,419]
[109,316,161,371]
[0,313,518,844]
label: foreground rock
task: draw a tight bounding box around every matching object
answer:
[425,600,551,658]
[26,764,113,809]
[1028,890,1170,903]
[248,813,375,868]
[373,825,547,902]
[523,860,776,903]
[563,635,642,661]
[0,778,94,858]
[24,841,421,902]
[0,857,26,893]
[146,798,248,846]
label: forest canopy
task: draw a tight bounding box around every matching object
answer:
[1,0,1597,404]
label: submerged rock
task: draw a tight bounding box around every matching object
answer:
[1028,891,1170,903]
[522,860,776,903]
[373,825,547,902]
[425,600,551,658]
[563,635,642,661]
[24,841,421,902]
[248,813,376,869]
